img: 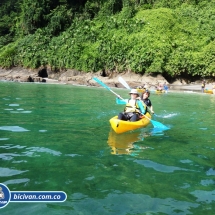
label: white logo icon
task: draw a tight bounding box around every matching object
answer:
[0,187,4,199]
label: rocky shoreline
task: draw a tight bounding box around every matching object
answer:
[0,67,214,93]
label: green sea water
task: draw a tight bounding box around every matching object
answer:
[0,81,215,215]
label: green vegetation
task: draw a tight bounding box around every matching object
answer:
[0,0,215,78]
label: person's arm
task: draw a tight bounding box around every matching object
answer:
[147,99,154,114]
[116,97,127,105]
[150,105,154,114]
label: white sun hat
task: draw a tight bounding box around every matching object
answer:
[129,89,139,95]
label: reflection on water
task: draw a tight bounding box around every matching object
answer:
[191,190,215,204]
[206,168,215,175]
[107,124,169,155]
[10,110,32,113]
[0,126,29,132]
[5,105,32,113]
[39,130,47,132]
[107,130,140,155]
[133,159,194,173]
[4,178,30,186]
[107,129,155,155]
[25,147,62,156]
[0,152,21,160]
[0,167,28,177]
[200,179,214,186]
[8,104,19,106]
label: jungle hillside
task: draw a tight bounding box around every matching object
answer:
[1,0,215,80]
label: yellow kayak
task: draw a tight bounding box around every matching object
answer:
[204,89,213,94]
[136,89,145,93]
[155,90,165,94]
[109,112,151,134]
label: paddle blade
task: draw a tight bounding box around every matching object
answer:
[150,119,169,130]
[118,77,131,90]
[93,77,111,91]
[116,98,127,105]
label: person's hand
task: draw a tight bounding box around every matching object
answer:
[151,111,155,114]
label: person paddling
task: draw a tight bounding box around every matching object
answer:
[116,89,143,122]
[201,80,206,93]
[141,90,154,114]
[163,82,169,93]
[213,84,215,94]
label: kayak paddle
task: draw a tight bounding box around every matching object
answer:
[93,77,125,101]
[118,77,158,115]
[118,76,131,90]
[118,77,169,130]
[137,100,169,130]
[93,77,169,130]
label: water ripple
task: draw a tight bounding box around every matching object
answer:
[10,110,32,114]
[25,147,62,156]
[3,178,30,185]
[134,159,194,173]
[0,167,28,177]
[0,126,29,132]
[162,113,179,118]
[0,153,20,160]
[190,190,215,203]
[0,138,9,141]
[70,192,199,214]
[12,160,27,164]
[9,104,19,106]
[65,154,82,157]
[180,159,192,164]
[206,168,215,176]
[200,179,214,186]
[0,144,26,149]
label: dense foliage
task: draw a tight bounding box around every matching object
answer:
[0,0,215,78]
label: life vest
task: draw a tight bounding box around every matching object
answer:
[124,99,139,113]
[124,99,146,114]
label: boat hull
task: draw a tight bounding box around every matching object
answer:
[204,89,213,94]
[155,90,165,94]
[109,112,151,134]
[136,89,145,93]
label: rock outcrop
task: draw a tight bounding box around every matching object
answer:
[0,66,214,92]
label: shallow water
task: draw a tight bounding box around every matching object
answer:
[0,81,215,214]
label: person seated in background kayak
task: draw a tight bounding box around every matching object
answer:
[143,83,149,91]
[213,84,215,94]
[137,85,143,89]
[157,84,163,91]
[116,89,144,122]
[163,82,169,93]
[141,90,154,114]
[201,80,206,93]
